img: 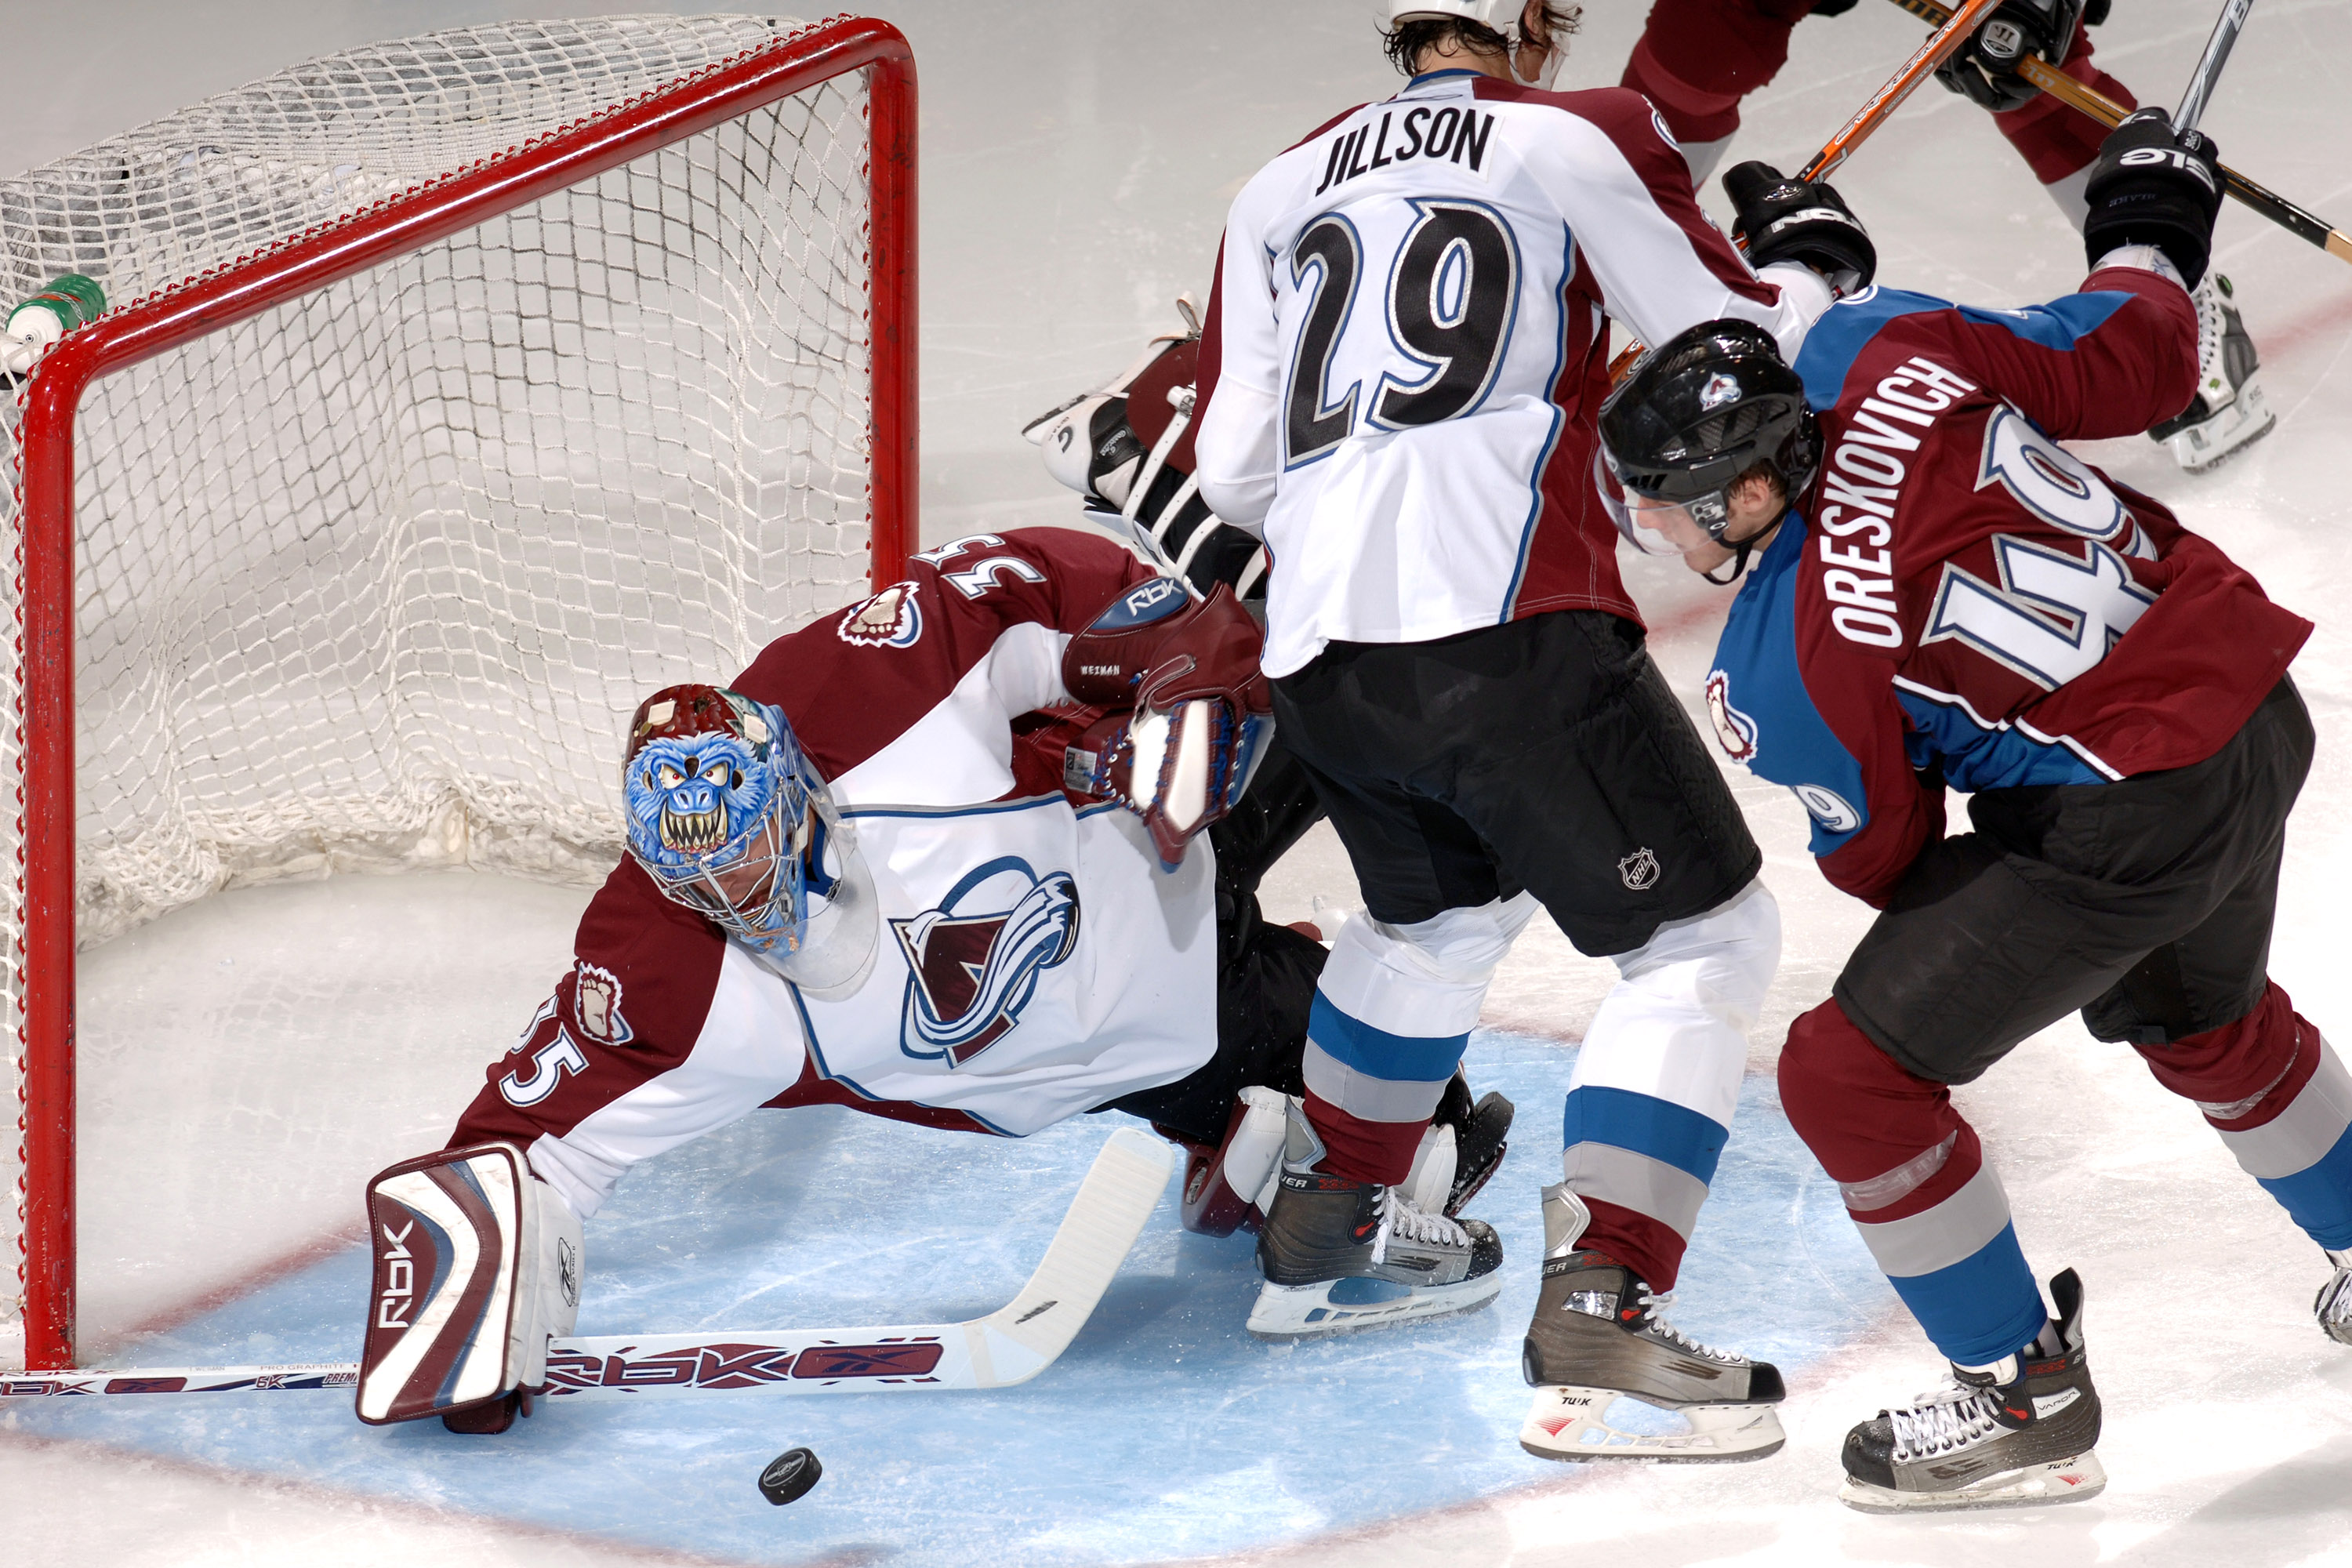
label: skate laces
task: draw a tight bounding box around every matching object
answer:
[1633,1288,1740,1364]
[1371,1188,1468,1264]
[1887,1377,2004,1461]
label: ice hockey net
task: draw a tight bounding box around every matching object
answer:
[2,13,917,1368]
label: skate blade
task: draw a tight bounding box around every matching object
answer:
[2168,382,2274,472]
[1245,1272,1501,1341]
[1518,1386,1786,1464]
[1838,1450,2107,1514]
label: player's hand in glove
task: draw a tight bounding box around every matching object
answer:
[2082,107,2224,287]
[1934,0,2085,113]
[1062,577,1273,869]
[1724,162,1877,297]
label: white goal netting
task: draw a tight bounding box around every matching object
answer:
[2,14,888,1338]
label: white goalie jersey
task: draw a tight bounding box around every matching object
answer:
[1192,69,1831,677]
[448,529,1218,1220]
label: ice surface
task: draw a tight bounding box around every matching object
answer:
[7,0,2352,1563]
[7,1032,1893,1567]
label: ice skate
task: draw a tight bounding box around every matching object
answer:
[1247,1099,1503,1340]
[2317,1247,2352,1346]
[1517,1184,1785,1462]
[2151,273,2274,472]
[1839,1268,2105,1513]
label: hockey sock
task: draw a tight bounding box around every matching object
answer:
[1299,993,1458,1184]
[1568,1196,1687,1294]
[2138,983,2352,1252]
[1780,1000,2045,1367]
[1619,0,1814,147]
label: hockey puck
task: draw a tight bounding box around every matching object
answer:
[757,1446,822,1506]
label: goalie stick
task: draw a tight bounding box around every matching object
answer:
[1882,0,2351,265]
[0,1127,1174,1403]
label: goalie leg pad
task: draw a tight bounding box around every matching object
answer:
[1178,1085,1290,1236]
[358,1142,583,1427]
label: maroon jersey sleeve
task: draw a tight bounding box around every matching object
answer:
[1857,265,2199,443]
[450,857,727,1150]
[1796,605,1950,909]
[733,526,1152,781]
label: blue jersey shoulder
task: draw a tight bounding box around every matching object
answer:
[1709,513,1870,856]
[1791,284,2138,412]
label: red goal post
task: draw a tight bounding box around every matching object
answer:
[9,15,919,1370]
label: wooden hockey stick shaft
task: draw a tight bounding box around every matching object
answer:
[1798,0,2013,182]
[1606,0,2008,379]
[0,1127,1174,1403]
[1882,0,2352,264]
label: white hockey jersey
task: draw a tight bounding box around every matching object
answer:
[1192,69,1831,677]
[451,530,1216,1218]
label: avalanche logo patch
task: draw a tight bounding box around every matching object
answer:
[892,858,1081,1066]
[1704,670,1759,763]
[1698,372,1740,411]
[572,963,633,1045]
[838,580,923,648]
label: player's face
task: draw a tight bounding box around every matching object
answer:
[1628,478,1785,575]
[1626,491,1720,557]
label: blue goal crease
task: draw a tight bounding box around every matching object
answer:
[6,1030,1892,1567]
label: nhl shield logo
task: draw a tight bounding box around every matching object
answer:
[838,580,923,648]
[1698,372,1740,411]
[892,861,1081,1066]
[1618,848,1661,891]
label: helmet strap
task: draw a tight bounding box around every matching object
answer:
[1701,537,1758,587]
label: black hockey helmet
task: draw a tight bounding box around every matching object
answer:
[1598,318,1821,546]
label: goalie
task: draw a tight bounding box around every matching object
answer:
[355,527,1511,1435]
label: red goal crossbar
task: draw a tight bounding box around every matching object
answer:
[12,14,920,1370]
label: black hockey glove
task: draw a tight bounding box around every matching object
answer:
[2082,107,2224,287]
[1809,0,1860,14]
[1724,161,1877,296]
[1934,0,2083,113]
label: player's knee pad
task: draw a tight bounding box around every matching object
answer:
[1573,882,1780,1125]
[1777,998,1962,1172]
[357,1142,584,1428]
[1178,1085,1290,1236]
[1319,892,1539,1037]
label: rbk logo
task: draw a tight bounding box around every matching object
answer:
[892,858,1080,1066]
[376,1218,416,1330]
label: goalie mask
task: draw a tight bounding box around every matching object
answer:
[621,684,874,989]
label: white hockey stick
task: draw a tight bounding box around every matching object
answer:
[0,1127,1174,1403]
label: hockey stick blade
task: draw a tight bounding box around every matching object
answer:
[0,1127,1174,1403]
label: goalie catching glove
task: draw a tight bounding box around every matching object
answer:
[1061,575,1273,869]
[357,1142,583,1434]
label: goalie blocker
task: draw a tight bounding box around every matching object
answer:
[1061,575,1274,869]
[358,1142,584,1434]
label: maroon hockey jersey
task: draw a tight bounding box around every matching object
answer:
[1704,263,2312,906]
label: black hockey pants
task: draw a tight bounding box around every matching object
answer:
[1836,678,2315,1083]
[1269,610,1761,957]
